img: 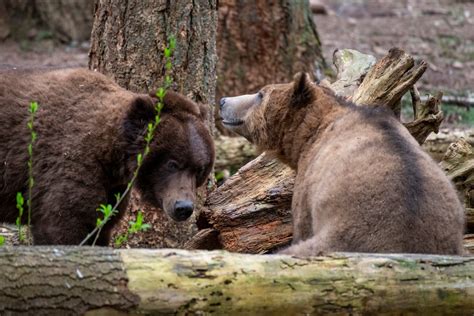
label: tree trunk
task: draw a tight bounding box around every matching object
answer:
[192,48,470,254]
[0,247,473,315]
[88,0,218,248]
[216,0,327,134]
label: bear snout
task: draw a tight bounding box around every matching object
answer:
[173,200,194,221]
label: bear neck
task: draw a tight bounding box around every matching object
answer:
[275,87,350,170]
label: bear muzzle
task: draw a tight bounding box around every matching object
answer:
[173,199,194,221]
[219,93,260,129]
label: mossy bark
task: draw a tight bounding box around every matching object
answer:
[0,247,473,315]
[88,0,218,248]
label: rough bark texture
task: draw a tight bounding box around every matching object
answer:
[193,48,468,254]
[352,48,427,117]
[216,0,327,134]
[0,247,139,315]
[89,0,217,248]
[0,247,473,315]
[201,153,295,253]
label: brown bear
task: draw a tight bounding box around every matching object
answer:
[0,67,214,245]
[219,72,465,255]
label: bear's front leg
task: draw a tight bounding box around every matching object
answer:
[31,177,110,245]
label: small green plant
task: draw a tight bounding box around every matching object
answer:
[0,235,5,246]
[80,36,176,246]
[114,211,151,247]
[16,101,38,245]
[15,192,26,242]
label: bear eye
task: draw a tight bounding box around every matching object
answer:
[167,160,180,171]
[257,91,264,99]
[196,166,207,184]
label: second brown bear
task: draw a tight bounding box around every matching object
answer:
[220,72,464,255]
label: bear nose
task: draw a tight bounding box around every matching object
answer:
[174,200,194,221]
[219,98,226,109]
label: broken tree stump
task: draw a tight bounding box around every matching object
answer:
[190,47,469,253]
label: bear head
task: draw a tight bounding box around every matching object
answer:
[219,72,315,151]
[123,91,214,222]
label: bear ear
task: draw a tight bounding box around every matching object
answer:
[123,96,156,143]
[290,72,314,107]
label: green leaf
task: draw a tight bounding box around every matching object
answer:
[136,211,144,225]
[137,153,143,165]
[141,223,151,231]
[97,204,107,215]
[31,131,37,142]
[27,144,33,156]
[96,218,102,227]
[165,75,172,86]
[27,122,33,130]
[0,235,5,246]
[114,234,128,247]
[115,192,121,203]
[30,101,38,113]
[156,87,165,99]
[16,192,24,206]
[156,102,163,110]
[164,47,171,58]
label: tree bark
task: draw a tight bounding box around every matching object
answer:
[89,0,218,248]
[192,48,468,253]
[0,247,473,315]
[216,0,327,134]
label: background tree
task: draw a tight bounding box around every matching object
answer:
[88,0,218,248]
[216,0,328,133]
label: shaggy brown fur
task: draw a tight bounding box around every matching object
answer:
[220,72,465,255]
[0,67,214,245]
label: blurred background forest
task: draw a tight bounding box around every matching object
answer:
[0,0,472,249]
[1,0,473,126]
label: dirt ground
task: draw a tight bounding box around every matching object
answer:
[316,0,474,96]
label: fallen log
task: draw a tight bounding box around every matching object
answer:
[423,128,474,161]
[192,48,455,253]
[0,247,473,315]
